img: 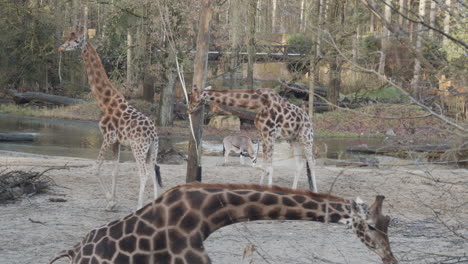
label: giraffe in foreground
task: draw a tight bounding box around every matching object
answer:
[49,183,398,264]
[59,29,162,210]
[188,88,318,191]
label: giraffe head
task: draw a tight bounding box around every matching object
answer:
[351,196,398,264]
[187,86,211,114]
[59,28,87,52]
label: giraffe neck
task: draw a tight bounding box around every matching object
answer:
[202,89,282,111]
[161,183,352,240]
[81,41,126,112]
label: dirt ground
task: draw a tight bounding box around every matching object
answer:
[0,150,467,264]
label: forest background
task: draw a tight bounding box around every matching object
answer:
[0,0,466,128]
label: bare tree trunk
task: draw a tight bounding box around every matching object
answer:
[398,0,407,28]
[272,0,277,33]
[380,0,392,74]
[300,0,306,32]
[411,0,427,97]
[443,0,452,47]
[229,0,241,89]
[328,60,341,110]
[186,0,213,183]
[308,61,316,117]
[246,0,257,89]
[429,0,437,37]
[126,29,133,92]
[158,67,175,126]
[316,0,325,58]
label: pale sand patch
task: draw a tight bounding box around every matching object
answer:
[0,151,466,263]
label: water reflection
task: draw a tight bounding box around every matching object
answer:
[0,114,384,161]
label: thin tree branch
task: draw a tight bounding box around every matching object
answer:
[321,30,468,134]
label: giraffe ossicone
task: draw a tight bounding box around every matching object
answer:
[188,88,318,191]
[59,28,162,210]
[49,183,397,264]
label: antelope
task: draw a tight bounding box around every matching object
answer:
[223,135,258,165]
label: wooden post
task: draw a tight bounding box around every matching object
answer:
[186,0,213,183]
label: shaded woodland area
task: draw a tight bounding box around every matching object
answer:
[0,0,466,124]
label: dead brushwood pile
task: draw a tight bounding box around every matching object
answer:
[0,169,54,202]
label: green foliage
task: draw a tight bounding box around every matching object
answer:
[361,33,380,54]
[285,34,312,74]
[441,19,467,69]
[0,2,60,89]
[286,34,313,54]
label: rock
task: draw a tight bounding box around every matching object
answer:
[208,115,240,131]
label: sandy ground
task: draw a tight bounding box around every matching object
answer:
[0,150,467,264]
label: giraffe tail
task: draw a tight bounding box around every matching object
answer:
[155,164,163,188]
[306,162,313,191]
[49,249,71,264]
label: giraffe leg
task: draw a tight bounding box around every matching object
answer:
[148,140,161,199]
[260,136,274,185]
[291,141,304,189]
[95,138,115,199]
[106,143,120,211]
[303,141,318,192]
[132,144,150,210]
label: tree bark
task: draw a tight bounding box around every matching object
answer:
[272,0,277,33]
[380,0,392,75]
[429,0,437,38]
[411,0,427,97]
[158,66,176,126]
[308,61,316,117]
[126,29,133,91]
[186,0,213,183]
[246,0,257,89]
[443,0,451,47]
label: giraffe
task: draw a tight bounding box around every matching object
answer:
[188,88,317,191]
[59,28,162,210]
[49,183,397,264]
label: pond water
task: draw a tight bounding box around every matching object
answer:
[0,114,384,162]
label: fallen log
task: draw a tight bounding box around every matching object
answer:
[7,89,83,106]
[211,104,257,121]
[347,144,451,154]
[0,133,37,142]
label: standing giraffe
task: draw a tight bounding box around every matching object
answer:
[59,29,162,210]
[188,88,317,191]
[49,183,398,264]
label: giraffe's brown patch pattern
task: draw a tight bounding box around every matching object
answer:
[261,193,278,205]
[153,231,167,251]
[202,194,226,217]
[168,229,187,254]
[184,251,205,264]
[114,253,130,264]
[226,192,244,206]
[282,196,297,207]
[154,251,171,264]
[94,237,115,260]
[132,254,149,263]
[92,228,107,243]
[138,237,151,251]
[169,202,187,225]
[118,235,136,253]
[55,182,393,264]
[136,220,155,235]
[124,216,138,234]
